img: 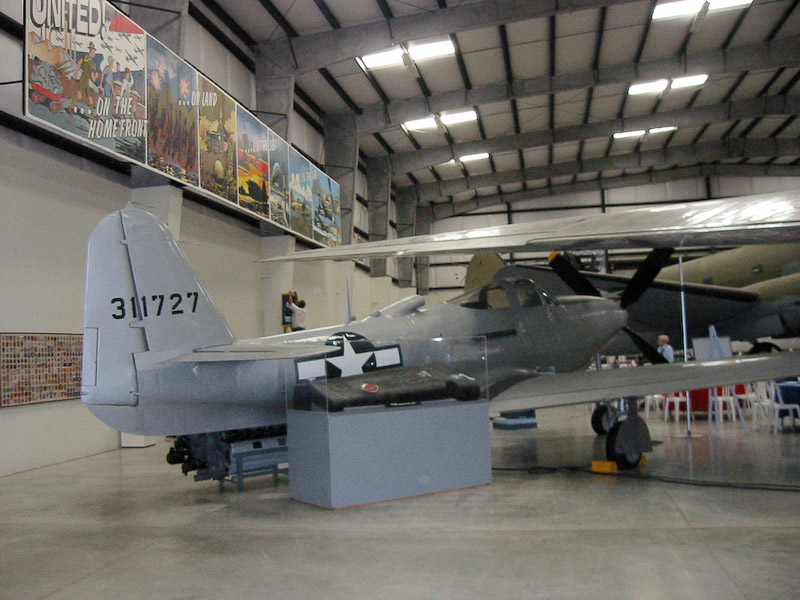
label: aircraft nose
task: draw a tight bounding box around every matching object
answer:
[596,298,627,330]
[613,303,628,328]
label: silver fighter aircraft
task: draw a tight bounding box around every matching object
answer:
[81,192,800,477]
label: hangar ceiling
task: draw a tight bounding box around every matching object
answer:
[203,0,800,222]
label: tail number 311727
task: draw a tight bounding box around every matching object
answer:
[110,292,199,320]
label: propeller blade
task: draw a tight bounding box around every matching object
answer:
[547,252,602,297]
[623,326,669,364]
[620,247,674,308]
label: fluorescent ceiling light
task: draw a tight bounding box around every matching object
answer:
[671,73,708,89]
[459,152,490,162]
[403,117,437,130]
[708,0,752,9]
[649,125,677,134]
[652,0,704,19]
[408,39,455,61]
[628,79,669,95]
[361,47,404,69]
[440,110,477,125]
[613,130,646,139]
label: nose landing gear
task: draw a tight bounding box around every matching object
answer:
[591,398,652,470]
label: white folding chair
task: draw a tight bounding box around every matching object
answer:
[644,394,665,419]
[750,381,774,428]
[664,392,688,422]
[709,386,737,422]
[772,382,800,433]
[733,383,756,413]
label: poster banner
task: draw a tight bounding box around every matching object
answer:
[26,0,147,162]
[312,168,341,246]
[24,0,339,246]
[146,36,198,185]
[198,75,237,204]
[269,131,290,229]
[236,105,270,218]
[288,150,314,239]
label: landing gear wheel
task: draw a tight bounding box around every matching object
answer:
[605,421,642,470]
[747,341,782,354]
[591,404,614,435]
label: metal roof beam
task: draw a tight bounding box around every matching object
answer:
[349,35,800,135]
[258,0,645,77]
[387,94,800,174]
[397,137,800,204]
[430,163,800,220]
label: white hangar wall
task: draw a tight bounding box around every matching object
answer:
[0,129,127,477]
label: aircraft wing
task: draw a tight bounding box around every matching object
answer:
[490,352,800,412]
[264,191,800,262]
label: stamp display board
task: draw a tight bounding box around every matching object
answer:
[0,333,82,407]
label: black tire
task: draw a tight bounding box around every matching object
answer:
[747,341,782,354]
[605,421,642,470]
[591,404,612,435]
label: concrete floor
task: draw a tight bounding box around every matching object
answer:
[2,405,800,600]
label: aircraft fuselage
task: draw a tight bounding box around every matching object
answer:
[88,278,625,436]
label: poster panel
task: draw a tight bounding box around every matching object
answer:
[25,0,147,162]
[146,36,198,185]
[236,105,270,217]
[312,167,341,246]
[269,131,290,229]
[198,76,237,204]
[25,0,340,246]
[288,149,313,239]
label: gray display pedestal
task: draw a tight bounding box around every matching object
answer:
[287,399,491,509]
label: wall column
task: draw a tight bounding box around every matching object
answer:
[395,196,416,288]
[124,166,182,447]
[324,112,359,246]
[415,205,432,295]
[129,166,183,236]
[128,0,189,54]
[261,235,296,335]
[366,155,391,278]
[254,51,296,142]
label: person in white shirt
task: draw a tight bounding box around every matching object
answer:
[288,293,306,331]
[657,334,674,362]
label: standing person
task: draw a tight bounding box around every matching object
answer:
[117,68,134,117]
[68,41,99,117]
[119,67,134,99]
[288,292,306,332]
[657,334,674,363]
[100,56,115,98]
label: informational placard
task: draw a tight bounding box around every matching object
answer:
[0,333,82,407]
[24,0,340,245]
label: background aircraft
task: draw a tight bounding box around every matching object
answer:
[82,193,800,481]
[498,242,800,357]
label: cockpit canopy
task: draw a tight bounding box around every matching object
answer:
[448,278,557,310]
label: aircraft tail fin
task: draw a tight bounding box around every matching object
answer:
[464,252,506,292]
[82,208,235,408]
